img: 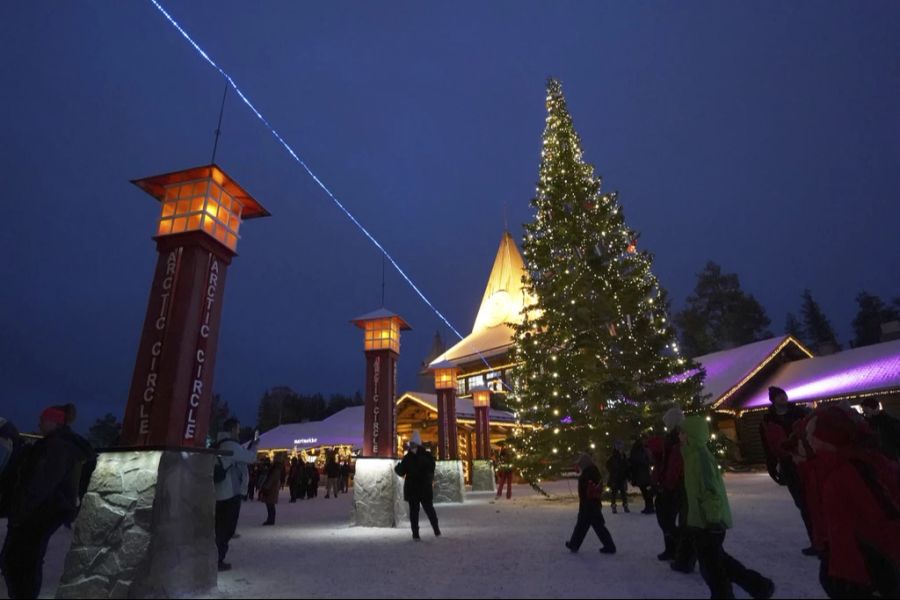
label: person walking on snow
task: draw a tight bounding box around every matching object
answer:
[806,405,900,599]
[495,443,514,499]
[305,461,320,499]
[759,386,815,555]
[259,457,282,525]
[340,461,351,493]
[629,436,655,514]
[1,406,95,599]
[860,397,900,461]
[288,457,303,502]
[651,407,696,572]
[681,415,775,600]
[565,452,616,555]
[605,441,630,514]
[214,419,259,571]
[395,431,440,540]
[324,452,340,499]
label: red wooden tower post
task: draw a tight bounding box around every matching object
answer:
[431,361,460,460]
[352,309,411,458]
[121,164,269,447]
[471,386,492,460]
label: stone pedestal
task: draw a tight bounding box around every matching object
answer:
[56,450,217,599]
[433,460,465,504]
[351,458,406,527]
[470,459,496,492]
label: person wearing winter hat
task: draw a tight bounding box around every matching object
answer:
[806,406,900,598]
[628,436,655,514]
[663,407,685,431]
[1,405,95,599]
[605,441,629,514]
[394,431,440,540]
[565,452,616,554]
[758,386,815,555]
[681,416,775,599]
[653,406,695,572]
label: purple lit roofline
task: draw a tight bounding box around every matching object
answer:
[743,354,900,409]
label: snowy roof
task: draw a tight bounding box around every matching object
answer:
[739,338,900,410]
[350,308,411,330]
[398,391,518,424]
[431,232,535,367]
[690,336,813,408]
[257,406,366,451]
[257,392,520,451]
[432,323,518,365]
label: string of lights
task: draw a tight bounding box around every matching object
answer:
[148,0,470,344]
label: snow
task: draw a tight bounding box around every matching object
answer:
[2,472,824,599]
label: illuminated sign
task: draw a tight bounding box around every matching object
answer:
[293,438,319,445]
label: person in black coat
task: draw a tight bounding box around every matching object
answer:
[288,457,303,503]
[565,452,616,554]
[758,386,814,554]
[394,431,440,540]
[1,406,95,600]
[629,437,655,514]
[339,462,351,493]
[605,441,630,514]
[861,397,900,461]
[306,462,320,499]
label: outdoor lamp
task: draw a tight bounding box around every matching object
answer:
[433,361,459,390]
[471,386,491,408]
[133,164,269,253]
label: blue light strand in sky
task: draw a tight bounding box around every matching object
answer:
[147,0,467,344]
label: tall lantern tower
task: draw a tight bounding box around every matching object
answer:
[58,164,269,600]
[122,164,270,447]
[350,308,411,528]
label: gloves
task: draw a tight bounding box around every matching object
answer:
[707,522,727,533]
[768,468,785,486]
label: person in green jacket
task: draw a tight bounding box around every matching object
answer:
[681,415,775,600]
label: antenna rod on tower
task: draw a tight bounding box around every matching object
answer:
[210,82,228,164]
[381,251,386,307]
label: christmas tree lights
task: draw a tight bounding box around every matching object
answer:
[509,79,706,485]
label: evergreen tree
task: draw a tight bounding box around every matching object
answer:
[785,312,804,341]
[509,79,705,485]
[87,413,122,449]
[852,292,899,347]
[800,289,840,352]
[674,261,772,357]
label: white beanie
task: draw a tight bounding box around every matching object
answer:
[410,431,423,447]
[663,407,685,430]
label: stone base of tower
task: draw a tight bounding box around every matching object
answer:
[351,458,407,527]
[433,460,465,504]
[470,459,496,492]
[56,449,217,599]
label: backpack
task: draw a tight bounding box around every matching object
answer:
[213,439,234,484]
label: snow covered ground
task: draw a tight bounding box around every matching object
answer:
[3,472,824,599]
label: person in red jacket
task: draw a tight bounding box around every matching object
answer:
[808,404,900,598]
[783,413,828,558]
[651,407,696,573]
[759,386,815,555]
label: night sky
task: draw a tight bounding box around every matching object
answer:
[2,2,899,433]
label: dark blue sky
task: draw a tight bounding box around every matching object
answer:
[2,2,899,432]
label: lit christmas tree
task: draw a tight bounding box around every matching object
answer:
[509,79,705,486]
